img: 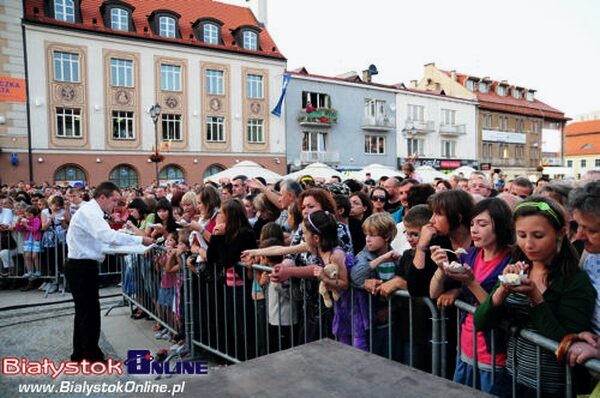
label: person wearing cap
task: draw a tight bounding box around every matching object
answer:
[65,181,153,363]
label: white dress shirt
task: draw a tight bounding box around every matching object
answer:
[66,199,142,262]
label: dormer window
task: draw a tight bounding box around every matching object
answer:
[159,16,176,38]
[204,24,219,44]
[466,79,475,91]
[101,1,135,32]
[497,85,506,96]
[479,82,488,93]
[513,88,521,99]
[149,10,181,39]
[243,30,258,50]
[55,0,75,22]
[526,91,535,101]
[192,18,224,45]
[110,8,128,31]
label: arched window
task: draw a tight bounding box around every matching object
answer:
[55,0,75,22]
[159,16,176,38]
[54,164,87,186]
[109,164,138,188]
[242,30,258,50]
[110,7,128,31]
[159,164,185,184]
[203,164,225,179]
[203,23,219,44]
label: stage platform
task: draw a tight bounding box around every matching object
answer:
[182,339,491,397]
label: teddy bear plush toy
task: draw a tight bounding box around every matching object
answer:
[319,263,340,308]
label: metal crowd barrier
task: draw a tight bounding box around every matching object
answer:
[108,249,600,397]
[453,298,600,398]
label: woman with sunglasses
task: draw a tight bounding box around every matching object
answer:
[475,197,595,397]
[370,187,389,214]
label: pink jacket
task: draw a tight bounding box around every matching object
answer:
[15,217,42,241]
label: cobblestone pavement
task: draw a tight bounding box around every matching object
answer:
[0,289,222,397]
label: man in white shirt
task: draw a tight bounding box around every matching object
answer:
[65,181,153,363]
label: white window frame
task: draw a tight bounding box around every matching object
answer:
[441,140,456,158]
[54,51,80,82]
[497,86,506,96]
[246,74,263,99]
[112,111,134,140]
[203,24,219,44]
[466,80,474,91]
[441,109,456,125]
[159,16,176,38]
[479,82,488,93]
[406,138,424,156]
[110,58,133,87]
[581,159,587,168]
[110,8,128,31]
[243,31,258,50]
[365,135,386,155]
[56,108,81,138]
[206,69,224,95]
[407,104,424,121]
[513,88,521,99]
[526,91,535,101]
[161,114,182,141]
[55,0,75,22]
[302,131,327,152]
[160,64,181,91]
[206,116,225,142]
[247,119,264,143]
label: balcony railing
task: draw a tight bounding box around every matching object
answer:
[361,115,396,131]
[300,151,340,164]
[439,123,466,136]
[403,119,435,134]
[298,108,338,127]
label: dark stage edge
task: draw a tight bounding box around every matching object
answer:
[180,339,492,397]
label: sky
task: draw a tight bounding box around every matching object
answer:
[223,0,600,118]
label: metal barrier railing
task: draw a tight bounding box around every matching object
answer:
[453,298,600,398]
[103,248,600,397]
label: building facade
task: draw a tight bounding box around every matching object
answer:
[395,86,478,171]
[284,68,397,172]
[565,120,600,177]
[417,63,567,176]
[0,0,286,187]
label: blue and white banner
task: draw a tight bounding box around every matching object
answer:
[271,74,291,117]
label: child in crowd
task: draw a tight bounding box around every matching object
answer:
[16,206,42,280]
[399,205,433,370]
[351,212,405,358]
[154,232,179,340]
[0,197,16,277]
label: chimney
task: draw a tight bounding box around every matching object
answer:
[410,80,417,89]
[450,70,456,81]
[362,69,372,83]
[246,0,268,27]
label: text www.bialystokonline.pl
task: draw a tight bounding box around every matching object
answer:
[18,380,186,396]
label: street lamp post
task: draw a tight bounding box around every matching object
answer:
[149,103,162,186]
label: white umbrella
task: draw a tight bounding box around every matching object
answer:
[450,166,476,178]
[204,160,282,184]
[285,162,344,181]
[351,163,403,181]
[415,165,446,183]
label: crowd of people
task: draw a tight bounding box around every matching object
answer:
[1,167,600,397]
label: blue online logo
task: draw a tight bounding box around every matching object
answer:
[125,350,208,375]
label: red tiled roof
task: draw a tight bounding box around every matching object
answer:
[565,133,600,156]
[441,70,566,120]
[24,0,285,60]
[565,120,600,136]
